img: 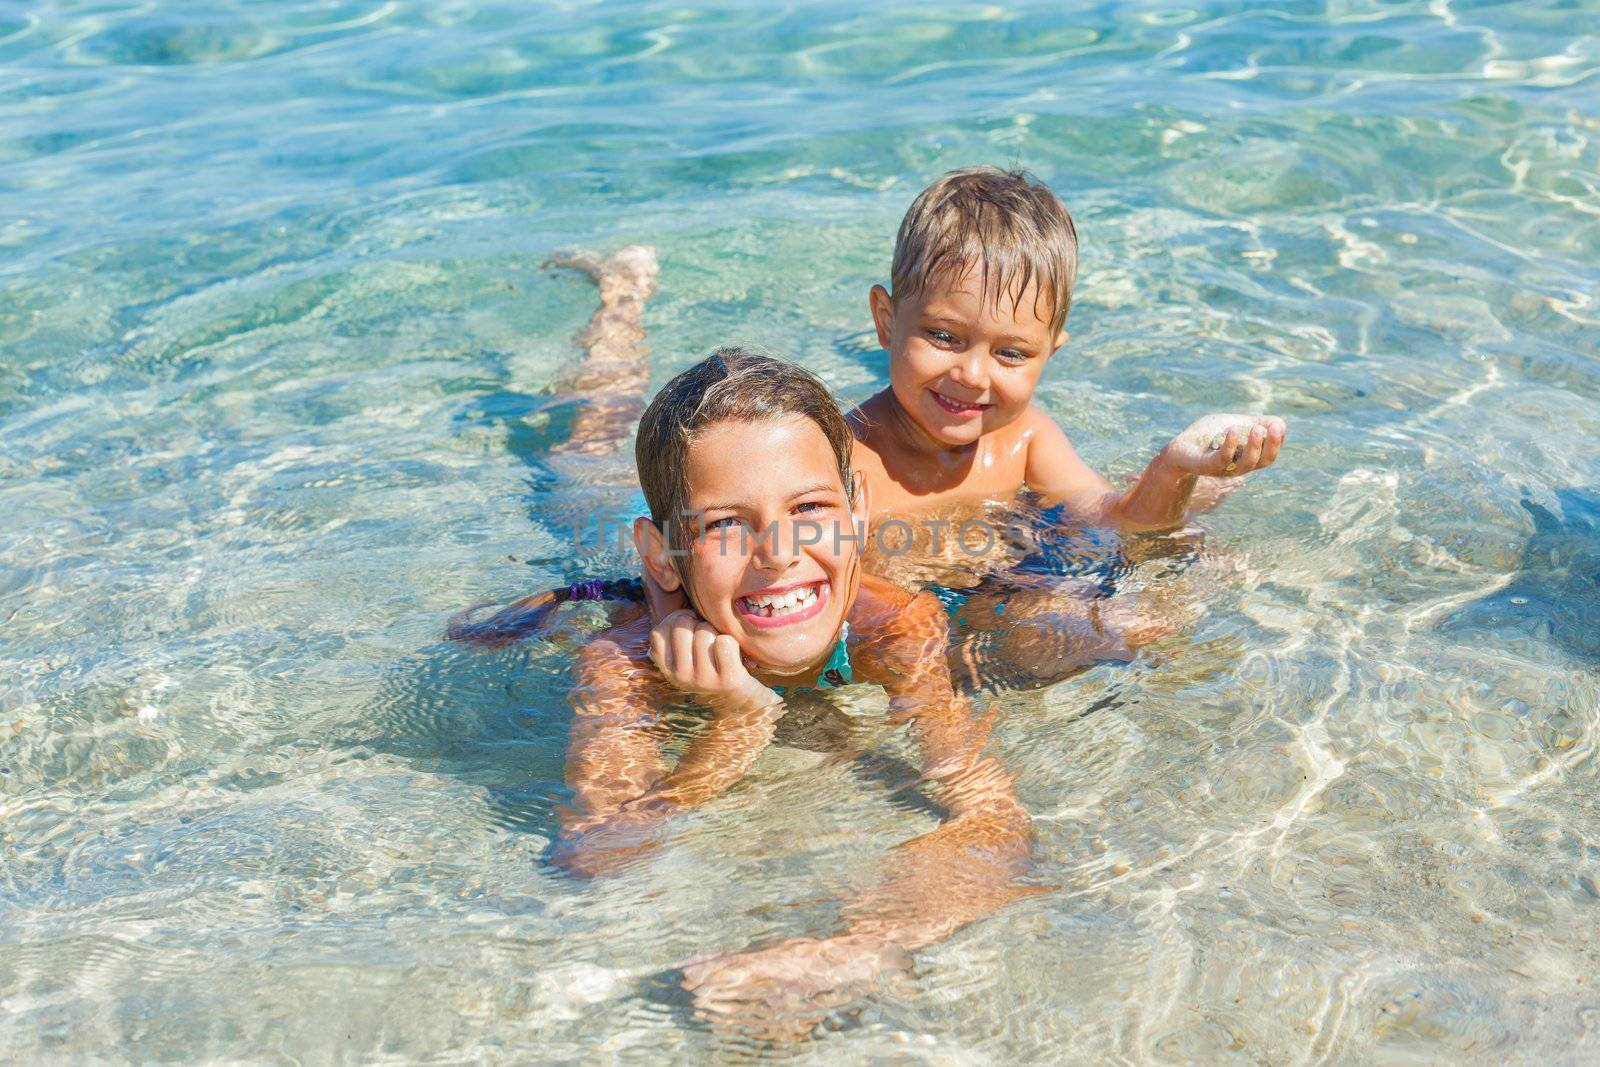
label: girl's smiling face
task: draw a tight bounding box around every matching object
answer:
[655,416,865,681]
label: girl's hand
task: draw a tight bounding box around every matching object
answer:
[1164,414,1287,477]
[648,610,778,710]
[681,935,910,1042]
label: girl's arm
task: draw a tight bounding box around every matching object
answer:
[682,581,1038,1037]
[562,620,665,825]
[557,614,785,878]
[838,583,1036,947]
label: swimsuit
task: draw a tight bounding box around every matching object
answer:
[933,509,1133,624]
[770,622,854,697]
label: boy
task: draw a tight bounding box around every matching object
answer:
[851,167,1287,680]
[854,165,1285,537]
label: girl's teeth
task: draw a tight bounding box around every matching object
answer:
[742,586,819,616]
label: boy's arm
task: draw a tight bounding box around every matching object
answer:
[558,615,785,878]
[1025,407,1286,531]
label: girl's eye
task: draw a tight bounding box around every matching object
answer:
[794,500,831,514]
[705,515,745,532]
[928,329,956,345]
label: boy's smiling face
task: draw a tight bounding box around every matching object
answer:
[650,415,863,680]
[871,265,1067,449]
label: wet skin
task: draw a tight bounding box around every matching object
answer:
[855,266,1287,531]
[558,415,1035,1039]
[852,266,1286,683]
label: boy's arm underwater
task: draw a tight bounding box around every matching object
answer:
[556,613,786,878]
[1023,404,1287,531]
[682,578,1037,1038]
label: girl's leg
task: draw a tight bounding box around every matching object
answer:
[545,245,660,457]
[448,248,658,647]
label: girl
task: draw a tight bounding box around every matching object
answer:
[554,348,1038,1038]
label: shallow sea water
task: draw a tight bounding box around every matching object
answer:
[3,0,1600,1062]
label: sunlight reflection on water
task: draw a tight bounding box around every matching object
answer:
[2,0,1599,1061]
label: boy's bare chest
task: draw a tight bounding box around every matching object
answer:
[853,433,1033,589]
[857,435,1029,520]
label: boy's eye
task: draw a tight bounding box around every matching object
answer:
[927,329,956,345]
[997,348,1031,364]
[794,500,833,514]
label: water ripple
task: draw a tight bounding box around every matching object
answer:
[3,0,1600,1061]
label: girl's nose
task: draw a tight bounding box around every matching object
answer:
[750,520,805,571]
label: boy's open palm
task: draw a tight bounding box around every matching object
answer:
[1166,413,1287,478]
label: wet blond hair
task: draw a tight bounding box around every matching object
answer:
[636,347,854,549]
[890,165,1079,336]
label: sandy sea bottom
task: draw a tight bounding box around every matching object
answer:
[3,0,1600,1062]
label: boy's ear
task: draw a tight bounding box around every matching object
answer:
[632,517,682,593]
[1053,328,1069,353]
[869,285,896,350]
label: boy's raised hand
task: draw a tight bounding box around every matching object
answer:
[648,610,780,711]
[1165,414,1287,478]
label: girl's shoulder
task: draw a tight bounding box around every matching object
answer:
[852,572,922,615]
[844,575,940,652]
[576,612,653,671]
[571,613,672,711]
[847,575,947,681]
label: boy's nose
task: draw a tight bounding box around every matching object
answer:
[949,350,989,391]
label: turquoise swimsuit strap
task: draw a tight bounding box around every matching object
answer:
[771,622,854,697]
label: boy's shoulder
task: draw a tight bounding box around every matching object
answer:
[1018,399,1070,437]
[1016,400,1080,458]
[845,390,891,445]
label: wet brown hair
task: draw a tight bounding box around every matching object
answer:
[891,165,1079,335]
[636,347,853,547]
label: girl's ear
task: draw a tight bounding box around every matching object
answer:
[869,285,896,350]
[632,517,682,592]
[849,468,871,531]
[633,516,689,623]
[840,469,870,613]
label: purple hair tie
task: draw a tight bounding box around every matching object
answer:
[567,579,607,602]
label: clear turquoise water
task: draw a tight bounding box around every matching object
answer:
[4,1,1600,1061]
